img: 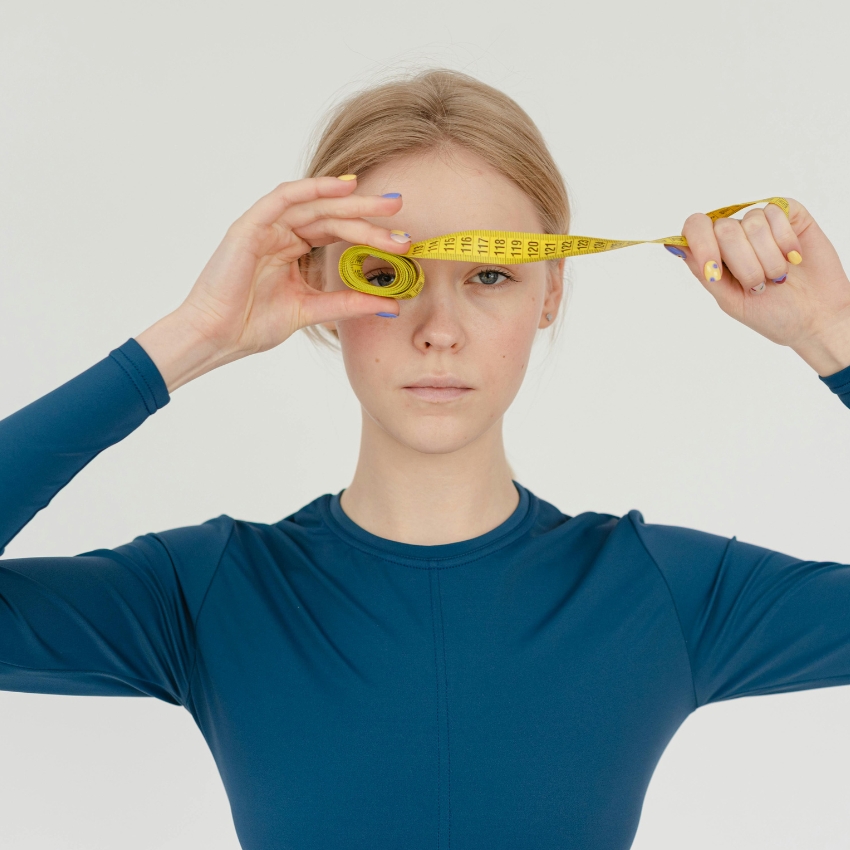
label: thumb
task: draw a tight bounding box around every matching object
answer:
[300,287,400,328]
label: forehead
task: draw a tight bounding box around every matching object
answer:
[354,147,544,239]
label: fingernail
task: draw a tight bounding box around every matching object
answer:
[375,311,398,318]
[337,174,357,181]
[382,192,401,198]
[703,260,722,283]
[390,230,411,243]
[772,274,787,283]
[750,281,766,293]
[787,250,802,265]
[664,245,687,259]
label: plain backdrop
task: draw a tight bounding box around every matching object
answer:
[2,1,849,848]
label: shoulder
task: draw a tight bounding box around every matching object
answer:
[527,488,733,570]
[622,509,733,573]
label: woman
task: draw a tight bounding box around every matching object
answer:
[2,68,849,850]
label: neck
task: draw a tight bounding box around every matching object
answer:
[339,412,519,545]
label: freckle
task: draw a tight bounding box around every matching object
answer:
[375,358,380,363]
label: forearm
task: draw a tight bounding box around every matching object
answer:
[0,340,168,553]
[134,308,247,394]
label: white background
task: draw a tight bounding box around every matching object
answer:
[2,1,850,848]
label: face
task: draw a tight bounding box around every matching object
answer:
[321,147,564,457]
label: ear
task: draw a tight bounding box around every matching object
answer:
[538,258,566,328]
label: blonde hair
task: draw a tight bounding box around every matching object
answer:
[297,67,572,350]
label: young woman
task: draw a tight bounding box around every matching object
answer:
[2,69,849,850]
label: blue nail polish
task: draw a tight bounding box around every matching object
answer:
[375,311,398,318]
[382,192,401,198]
[772,274,787,283]
[664,245,687,259]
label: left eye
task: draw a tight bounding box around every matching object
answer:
[364,270,397,287]
[471,269,509,286]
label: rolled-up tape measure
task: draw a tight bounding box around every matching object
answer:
[337,196,790,299]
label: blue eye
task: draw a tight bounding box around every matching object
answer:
[470,268,517,288]
[364,269,396,287]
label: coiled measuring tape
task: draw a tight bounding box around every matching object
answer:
[337,196,790,299]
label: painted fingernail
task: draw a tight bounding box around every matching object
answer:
[772,274,787,283]
[337,174,357,181]
[664,245,687,259]
[382,192,401,198]
[750,281,766,293]
[703,260,721,283]
[390,230,411,243]
[375,311,398,318]
[787,250,802,265]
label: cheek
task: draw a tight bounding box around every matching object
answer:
[336,318,401,396]
[480,318,537,393]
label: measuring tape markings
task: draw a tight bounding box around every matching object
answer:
[337,197,791,299]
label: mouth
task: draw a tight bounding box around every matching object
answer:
[403,376,473,402]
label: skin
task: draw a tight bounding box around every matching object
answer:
[135,145,850,544]
[319,149,563,543]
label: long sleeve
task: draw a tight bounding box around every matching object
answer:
[0,340,230,705]
[630,359,850,708]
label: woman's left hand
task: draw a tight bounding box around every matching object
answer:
[676,198,850,376]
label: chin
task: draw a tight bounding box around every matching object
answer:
[377,414,496,456]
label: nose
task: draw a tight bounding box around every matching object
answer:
[410,265,467,353]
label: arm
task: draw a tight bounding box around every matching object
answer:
[1,175,406,702]
[0,339,169,555]
[640,199,850,707]
[0,339,231,703]
[633,369,849,706]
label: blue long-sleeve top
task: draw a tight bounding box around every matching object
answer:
[2,339,850,850]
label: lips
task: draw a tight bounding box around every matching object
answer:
[403,386,472,402]
[402,375,473,402]
[405,375,470,389]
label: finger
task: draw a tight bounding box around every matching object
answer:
[741,208,790,285]
[293,217,412,254]
[763,201,805,277]
[238,174,359,229]
[300,284,400,326]
[713,216,768,294]
[681,212,724,286]
[282,192,404,230]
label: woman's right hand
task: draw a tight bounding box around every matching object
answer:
[135,175,409,392]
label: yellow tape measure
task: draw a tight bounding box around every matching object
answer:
[337,196,790,299]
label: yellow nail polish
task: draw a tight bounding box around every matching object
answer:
[337,174,357,181]
[787,250,802,265]
[704,260,722,283]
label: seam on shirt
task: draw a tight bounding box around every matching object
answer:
[0,658,179,702]
[714,671,850,702]
[122,349,158,405]
[629,514,702,710]
[115,342,163,408]
[184,521,234,707]
[326,535,526,571]
[437,571,452,850]
[823,373,850,392]
[319,497,540,570]
[429,571,441,850]
[110,351,155,415]
[153,519,235,708]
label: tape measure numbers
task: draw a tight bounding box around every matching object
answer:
[337,196,791,299]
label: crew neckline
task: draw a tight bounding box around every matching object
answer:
[320,480,536,567]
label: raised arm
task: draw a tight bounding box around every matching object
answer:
[632,197,850,709]
[0,174,411,703]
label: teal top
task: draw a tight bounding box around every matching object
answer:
[2,338,850,850]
